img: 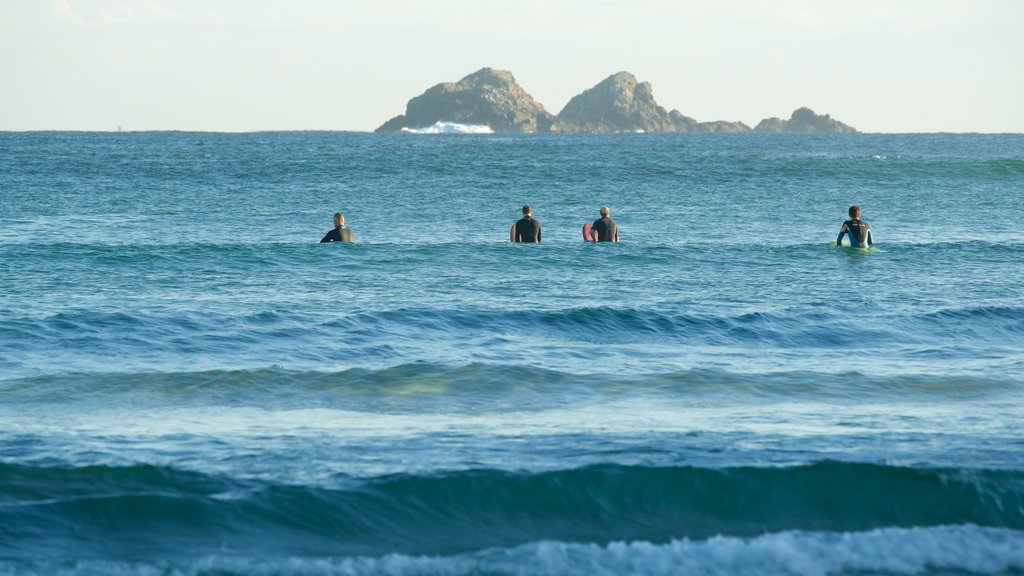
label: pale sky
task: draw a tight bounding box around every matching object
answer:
[1,0,1022,132]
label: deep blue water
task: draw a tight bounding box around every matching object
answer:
[1,131,1023,575]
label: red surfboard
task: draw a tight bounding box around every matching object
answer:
[582,222,593,242]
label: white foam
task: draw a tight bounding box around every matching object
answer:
[12,525,1023,575]
[477,527,1024,576]
[401,121,494,134]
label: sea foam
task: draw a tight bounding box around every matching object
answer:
[8,526,1021,576]
[401,121,494,134]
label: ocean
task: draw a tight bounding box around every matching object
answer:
[1,131,1022,575]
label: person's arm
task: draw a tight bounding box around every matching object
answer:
[510,223,516,242]
[836,223,848,246]
[320,230,334,243]
[866,224,873,247]
[589,226,598,242]
[537,222,542,243]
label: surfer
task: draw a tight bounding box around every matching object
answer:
[510,205,542,243]
[836,204,872,248]
[589,206,619,242]
[320,212,356,243]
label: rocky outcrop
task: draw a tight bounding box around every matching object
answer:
[376,69,856,134]
[753,107,857,133]
[693,120,751,133]
[554,72,751,133]
[668,110,700,131]
[375,68,556,133]
[555,72,679,132]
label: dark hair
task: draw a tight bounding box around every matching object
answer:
[334,212,345,219]
[848,205,860,218]
[522,205,531,215]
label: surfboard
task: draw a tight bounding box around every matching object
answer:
[582,222,593,242]
[830,240,870,252]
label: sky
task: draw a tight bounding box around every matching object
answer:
[1,0,1022,132]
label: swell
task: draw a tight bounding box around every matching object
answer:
[3,302,1023,356]
[757,150,1024,181]
[0,364,1017,410]
[1,461,1022,560]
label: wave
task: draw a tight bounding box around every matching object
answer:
[2,461,1022,562]
[3,302,1023,378]
[901,157,1024,180]
[401,122,494,134]
[1,363,1018,409]
[6,302,1024,349]
[4,525,1020,576]
[754,152,1024,183]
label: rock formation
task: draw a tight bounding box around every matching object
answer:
[376,69,857,134]
[375,68,556,133]
[554,72,750,133]
[555,72,678,132]
[753,107,857,133]
[690,119,752,133]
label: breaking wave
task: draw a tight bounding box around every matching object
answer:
[401,122,494,134]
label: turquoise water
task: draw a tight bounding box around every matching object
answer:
[1,132,1023,575]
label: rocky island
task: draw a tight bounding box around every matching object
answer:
[753,107,857,133]
[376,68,555,133]
[375,68,857,134]
[555,72,749,133]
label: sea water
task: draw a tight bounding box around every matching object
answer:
[1,131,1022,575]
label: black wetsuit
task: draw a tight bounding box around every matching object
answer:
[514,216,542,243]
[837,219,871,248]
[320,226,355,243]
[591,217,618,242]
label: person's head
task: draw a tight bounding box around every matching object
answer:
[333,212,345,227]
[522,205,532,216]
[848,205,861,219]
[600,206,610,218]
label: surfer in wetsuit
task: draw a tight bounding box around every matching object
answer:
[589,206,619,242]
[836,204,872,248]
[510,205,542,243]
[320,212,356,243]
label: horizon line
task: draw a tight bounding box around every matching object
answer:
[3,129,1023,135]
